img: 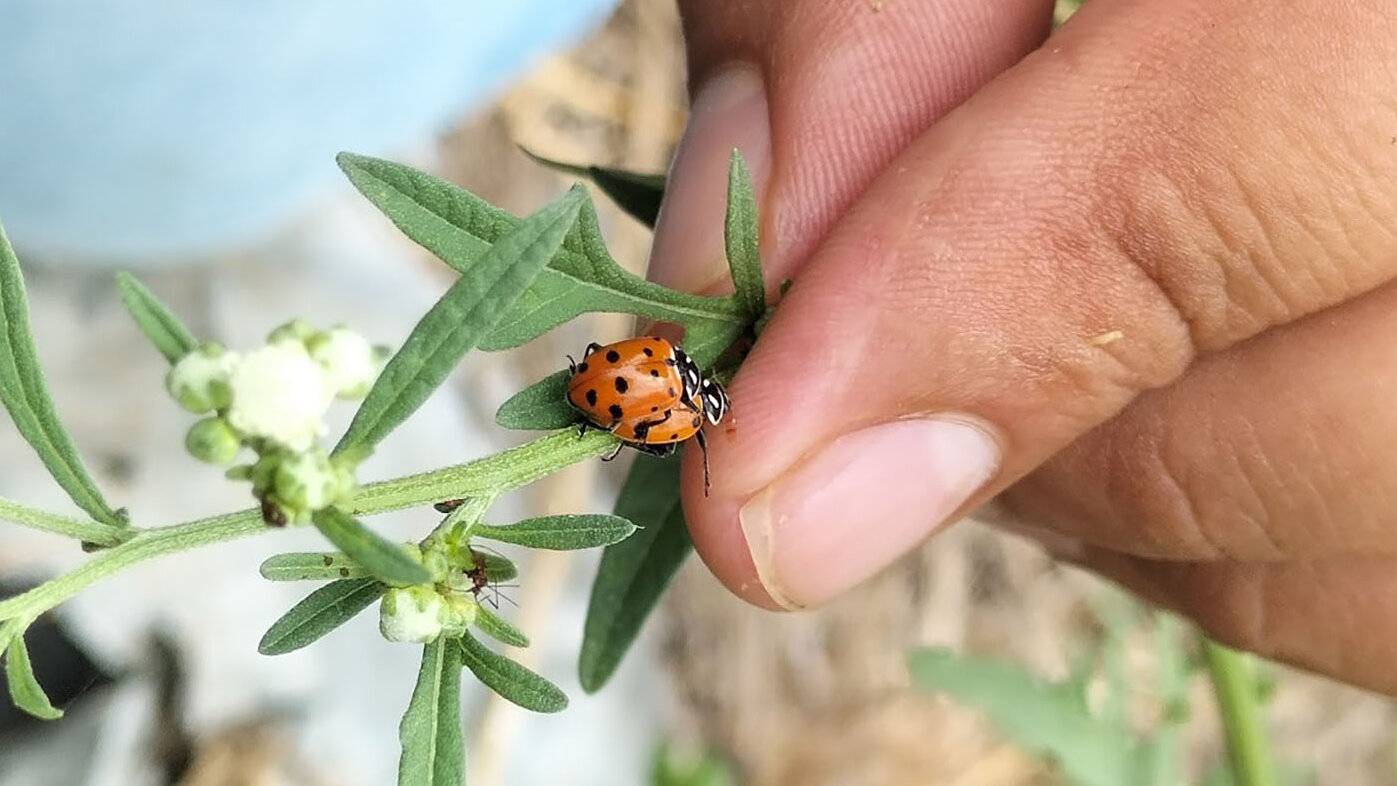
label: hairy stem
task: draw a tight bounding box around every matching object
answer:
[0,428,615,625]
[0,496,130,547]
[1203,638,1276,786]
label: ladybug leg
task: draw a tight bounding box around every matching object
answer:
[631,409,673,443]
[584,342,604,357]
[695,429,711,497]
[631,442,678,458]
[600,440,627,462]
[567,354,577,374]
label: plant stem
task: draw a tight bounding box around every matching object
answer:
[1202,637,1276,786]
[0,428,615,625]
[0,496,130,546]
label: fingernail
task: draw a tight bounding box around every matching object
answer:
[739,417,1002,609]
[649,65,771,293]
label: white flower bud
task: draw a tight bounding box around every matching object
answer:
[380,586,449,643]
[308,327,380,399]
[165,343,237,413]
[185,417,242,465]
[272,449,342,514]
[225,340,331,452]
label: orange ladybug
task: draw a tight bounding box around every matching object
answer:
[566,337,730,493]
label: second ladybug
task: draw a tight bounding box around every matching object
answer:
[566,336,730,492]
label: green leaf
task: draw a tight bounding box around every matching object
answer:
[474,514,636,551]
[259,551,369,582]
[258,577,385,656]
[5,633,63,719]
[724,150,765,322]
[494,370,575,431]
[458,633,567,713]
[114,272,198,364]
[334,153,743,354]
[521,148,666,228]
[0,221,124,529]
[398,636,466,786]
[579,454,691,693]
[311,508,431,587]
[473,605,530,648]
[334,185,584,457]
[908,648,1147,786]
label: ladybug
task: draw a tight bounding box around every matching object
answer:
[566,337,731,493]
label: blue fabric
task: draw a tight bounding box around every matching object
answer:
[0,0,619,263]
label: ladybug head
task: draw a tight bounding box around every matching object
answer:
[700,379,730,425]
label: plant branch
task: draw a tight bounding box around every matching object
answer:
[0,428,616,626]
[0,496,130,546]
[1202,638,1276,786]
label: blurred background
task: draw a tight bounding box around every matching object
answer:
[1,2,1396,785]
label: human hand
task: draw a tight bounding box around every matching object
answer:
[651,0,1397,693]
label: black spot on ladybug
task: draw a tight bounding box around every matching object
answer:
[692,416,701,428]
[609,404,625,420]
[585,389,598,407]
[667,387,677,397]
[670,433,679,440]
[642,346,654,357]
[634,420,651,439]
[606,350,621,363]
[650,369,660,377]
[614,377,629,393]
[651,405,659,412]
[576,362,588,373]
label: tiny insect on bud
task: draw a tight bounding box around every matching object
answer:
[184,417,242,466]
[380,586,449,644]
[165,343,237,413]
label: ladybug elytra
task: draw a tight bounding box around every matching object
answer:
[566,337,730,493]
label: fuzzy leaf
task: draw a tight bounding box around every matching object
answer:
[579,454,691,693]
[398,636,465,786]
[312,508,431,587]
[724,151,764,322]
[0,221,124,529]
[334,153,743,354]
[521,148,666,228]
[471,549,518,584]
[908,648,1147,786]
[493,371,573,431]
[114,272,198,364]
[474,514,636,551]
[259,551,369,582]
[334,186,584,456]
[458,633,567,713]
[473,605,530,648]
[258,577,385,656]
[4,633,62,720]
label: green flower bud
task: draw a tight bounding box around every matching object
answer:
[266,319,316,346]
[273,449,342,518]
[308,326,379,399]
[184,417,242,465]
[165,343,237,413]
[441,594,479,638]
[380,586,449,643]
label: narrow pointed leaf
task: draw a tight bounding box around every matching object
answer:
[494,370,575,431]
[0,221,123,528]
[258,577,384,655]
[458,634,567,713]
[908,648,1147,786]
[475,514,635,551]
[579,454,691,693]
[259,551,369,582]
[521,148,666,228]
[311,508,430,587]
[399,636,465,786]
[473,605,530,648]
[335,153,743,354]
[114,272,198,364]
[334,186,584,456]
[5,634,63,719]
[724,151,765,322]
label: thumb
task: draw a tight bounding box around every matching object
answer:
[679,0,1397,609]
